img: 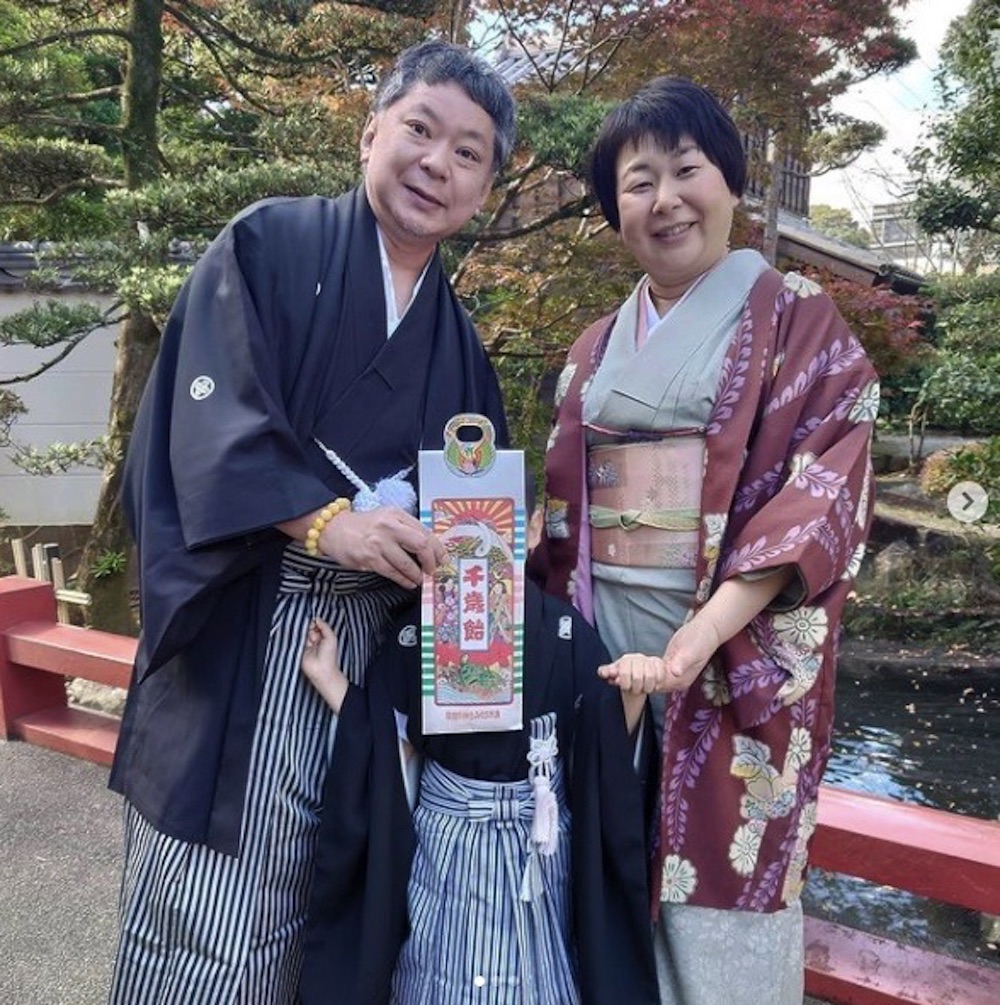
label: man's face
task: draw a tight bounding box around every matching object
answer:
[361,81,496,258]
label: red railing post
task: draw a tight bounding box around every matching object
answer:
[0,577,65,738]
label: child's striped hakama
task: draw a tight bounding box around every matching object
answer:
[108,549,408,1004]
[392,717,579,1005]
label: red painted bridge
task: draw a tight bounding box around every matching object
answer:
[1,574,998,1005]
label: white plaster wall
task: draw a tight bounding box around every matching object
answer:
[1,290,118,525]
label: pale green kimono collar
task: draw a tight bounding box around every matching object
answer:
[583,249,769,426]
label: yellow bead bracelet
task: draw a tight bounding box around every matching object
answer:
[304,498,350,556]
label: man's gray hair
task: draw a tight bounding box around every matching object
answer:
[373,39,517,174]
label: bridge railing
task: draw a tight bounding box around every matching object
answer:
[1,574,998,1004]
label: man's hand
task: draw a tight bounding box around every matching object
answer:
[322,507,445,588]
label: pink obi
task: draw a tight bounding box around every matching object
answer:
[587,437,703,569]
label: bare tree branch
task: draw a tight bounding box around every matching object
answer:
[32,86,122,108]
[466,197,591,243]
[167,0,347,68]
[0,27,132,59]
[163,3,282,115]
[1,328,102,384]
[0,176,123,207]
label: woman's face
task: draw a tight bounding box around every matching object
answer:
[615,134,739,302]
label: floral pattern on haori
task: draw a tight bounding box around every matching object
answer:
[787,451,816,480]
[700,658,732,707]
[782,272,823,298]
[774,647,822,706]
[786,726,813,771]
[773,606,829,649]
[660,854,698,903]
[729,821,765,876]
[764,338,867,417]
[707,312,754,436]
[554,362,577,407]
[734,462,784,514]
[546,421,561,454]
[788,452,847,501]
[768,607,828,703]
[856,466,872,529]
[780,799,818,905]
[849,379,881,424]
[842,541,867,581]
[731,735,798,824]
[695,512,728,604]
[703,512,728,561]
[544,497,570,540]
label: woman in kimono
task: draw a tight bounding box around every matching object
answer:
[108,41,516,1005]
[531,77,879,1005]
[298,580,659,1005]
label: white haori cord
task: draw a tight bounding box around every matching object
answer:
[314,437,417,515]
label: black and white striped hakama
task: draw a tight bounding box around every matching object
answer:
[392,750,579,1005]
[109,548,409,1005]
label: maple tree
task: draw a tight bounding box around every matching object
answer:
[910,0,1000,268]
[623,0,915,261]
[453,0,918,474]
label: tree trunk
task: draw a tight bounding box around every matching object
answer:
[761,133,783,266]
[121,0,164,190]
[78,0,164,630]
[78,311,162,634]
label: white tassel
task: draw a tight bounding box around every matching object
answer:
[353,470,417,514]
[531,775,560,856]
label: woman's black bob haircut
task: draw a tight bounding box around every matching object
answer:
[588,76,746,232]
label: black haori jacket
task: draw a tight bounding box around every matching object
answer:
[110,186,507,855]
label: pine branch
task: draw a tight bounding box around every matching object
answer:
[163,4,282,115]
[166,0,346,68]
[1,176,123,207]
[0,27,132,59]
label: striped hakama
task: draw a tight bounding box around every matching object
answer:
[109,548,409,1005]
[392,716,579,1005]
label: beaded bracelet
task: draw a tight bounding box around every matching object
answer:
[304,498,350,556]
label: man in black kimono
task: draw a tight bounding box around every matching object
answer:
[107,40,516,1005]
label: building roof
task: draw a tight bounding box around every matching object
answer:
[0,243,40,290]
[775,211,926,294]
[491,40,579,87]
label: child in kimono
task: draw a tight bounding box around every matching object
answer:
[298,574,659,1005]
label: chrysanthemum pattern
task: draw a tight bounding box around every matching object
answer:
[729,822,764,876]
[660,854,698,903]
[727,725,814,881]
[783,272,823,298]
[849,379,880,424]
[773,606,829,649]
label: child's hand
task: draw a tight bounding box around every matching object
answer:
[598,653,669,734]
[598,652,673,693]
[301,618,349,712]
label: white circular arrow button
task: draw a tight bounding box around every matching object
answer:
[946,480,989,523]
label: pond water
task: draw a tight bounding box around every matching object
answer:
[803,657,1000,969]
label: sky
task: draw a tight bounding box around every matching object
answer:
[808,0,972,224]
